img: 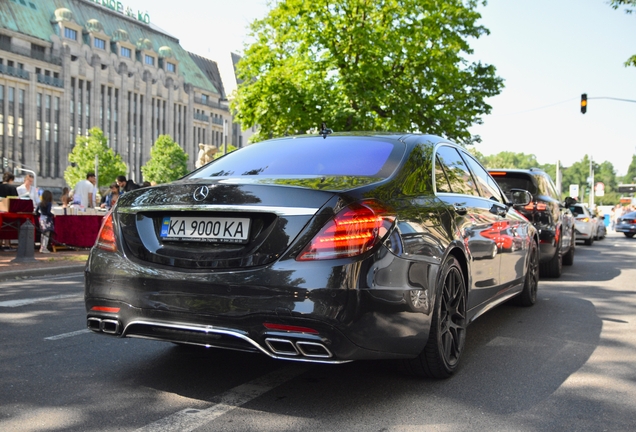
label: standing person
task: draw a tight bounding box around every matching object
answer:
[36,190,55,253]
[73,172,97,209]
[116,175,139,194]
[60,187,71,208]
[0,172,18,198]
[100,183,120,210]
[16,173,39,206]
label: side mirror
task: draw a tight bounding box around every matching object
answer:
[508,188,532,206]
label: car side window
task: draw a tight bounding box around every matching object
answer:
[435,145,478,196]
[460,152,505,202]
[434,156,452,193]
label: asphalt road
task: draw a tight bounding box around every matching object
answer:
[1,231,635,431]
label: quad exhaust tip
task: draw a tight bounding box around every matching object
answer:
[265,337,332,358]
[87,317,122,335]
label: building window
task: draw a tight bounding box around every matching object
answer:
[201,94,208,104]
[64,28,77,41]
[120,47,131,58]
[166,62,176,72]
[144,55,154,66]
[94,38,106,50]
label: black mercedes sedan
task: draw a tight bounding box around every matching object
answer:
[85,133,539,379]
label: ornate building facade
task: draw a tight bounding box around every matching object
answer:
[0,0,231,188]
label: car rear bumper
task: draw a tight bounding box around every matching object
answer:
[84,247,437,363]
[615,224,636,234]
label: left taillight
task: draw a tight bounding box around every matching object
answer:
[297,200,395,261]
[96,212,117,252]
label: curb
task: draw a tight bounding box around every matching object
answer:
[0,264,86,281]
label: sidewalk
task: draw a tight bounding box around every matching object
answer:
[0,246,89,281]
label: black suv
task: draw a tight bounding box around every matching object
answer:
[489,168,575,278]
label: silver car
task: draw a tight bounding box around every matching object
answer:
[569,204,597,245]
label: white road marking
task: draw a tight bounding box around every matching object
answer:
[45,329,91,340]
[134,364,310,432]
[0,294,80,308]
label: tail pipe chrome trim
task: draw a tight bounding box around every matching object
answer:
[87,317,122,335]
[296,341,333,358]
[121,319,347,364]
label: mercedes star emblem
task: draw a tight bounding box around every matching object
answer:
[193,186,209,201]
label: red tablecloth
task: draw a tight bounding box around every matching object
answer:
[54,215,104,248]
[0,212,36,240]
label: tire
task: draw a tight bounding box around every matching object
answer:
[562,232,575,266]
[625,233,635,238]
[584,236,594,246]
[515,240,539,307]
[400,255,466,379]
[539,239,562,278]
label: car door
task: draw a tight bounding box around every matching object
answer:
[460,152,529,291]
[434,145,502,309]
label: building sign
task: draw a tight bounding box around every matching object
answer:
[87,0,151,25]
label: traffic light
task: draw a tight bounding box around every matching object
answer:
[580,93,587,114]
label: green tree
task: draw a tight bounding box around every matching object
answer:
[478,151,540,169]
[622,154,636,183]
[233,0,503,144]
[141,135,189,184]
[64,127,127,188]
[610,0,636,67]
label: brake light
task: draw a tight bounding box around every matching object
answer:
[523,202,547,211]
[489,172,507,176]
[577,217,590,223]
[263,323,319,334]
[96,212,117,252]
[297,200,395,261]
[91,306,120,313]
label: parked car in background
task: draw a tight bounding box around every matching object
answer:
[615,211,636,238]
[594,215,606,240]
[569,203,598,245]
[85,132,540,379]
[488,168,575,278]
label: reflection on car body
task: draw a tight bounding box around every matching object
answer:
[85,133,539,379]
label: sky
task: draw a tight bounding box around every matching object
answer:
[126,0,636,176]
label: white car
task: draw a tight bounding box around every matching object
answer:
[569,204,597,245]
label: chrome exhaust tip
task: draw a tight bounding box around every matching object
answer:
[296,341,333,358]
[265,338,299,356]
[87,317,122,335]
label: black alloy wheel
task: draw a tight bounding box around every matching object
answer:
[516,240,539,306]
[400,255,467,379]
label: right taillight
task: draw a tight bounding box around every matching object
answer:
[95,212,117,252]
[297,200,395,261]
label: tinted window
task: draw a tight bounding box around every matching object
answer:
[435,146,478,196]
[461,153,504,202]
[490,173,537,195]
[535,173,559,199]
[191,137,402,178]
[435,156,452,193]
[570,206,587,217]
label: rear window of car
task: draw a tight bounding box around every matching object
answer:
[489,172,537,195]
[190,137,402,179]
[570,206,586,216]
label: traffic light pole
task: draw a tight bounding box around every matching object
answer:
[581,94,636,114]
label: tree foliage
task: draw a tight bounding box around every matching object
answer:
[233,0,503,144]
[610,0,636,67]
[64,127,127,188]
[141,135,189,184]
[622,155,636,183]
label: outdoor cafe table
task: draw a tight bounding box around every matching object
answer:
[54,214,104,248]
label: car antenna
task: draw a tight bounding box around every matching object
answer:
[319,122,333,139]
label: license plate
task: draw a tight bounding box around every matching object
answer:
[160,216,250,243]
